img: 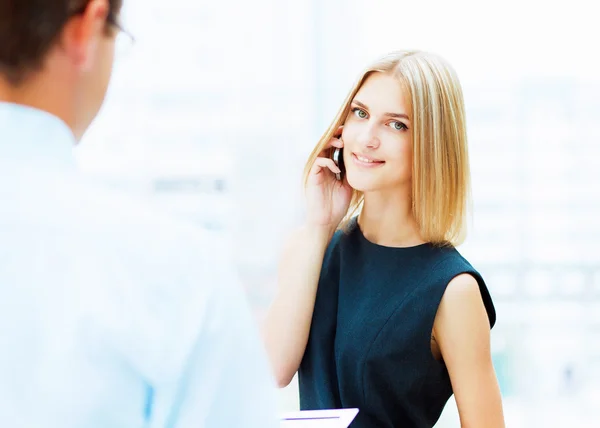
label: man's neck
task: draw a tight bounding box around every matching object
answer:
[0,74,76,138]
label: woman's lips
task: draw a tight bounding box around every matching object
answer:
[352,153,385,168]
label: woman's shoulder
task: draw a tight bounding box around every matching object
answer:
[419,244,476,270]
[326,217,359,251]
[430,247,497,329]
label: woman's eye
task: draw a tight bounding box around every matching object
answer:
[390,121,407,131]
[352,108,367,119]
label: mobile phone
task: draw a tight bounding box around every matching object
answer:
[332,147,345,181]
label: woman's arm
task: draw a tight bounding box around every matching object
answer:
[262,225,332,388]
[433,273,506,428]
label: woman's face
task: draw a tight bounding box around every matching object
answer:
[342,72,413,193]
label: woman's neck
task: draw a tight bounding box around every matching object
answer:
[359,188,424,248]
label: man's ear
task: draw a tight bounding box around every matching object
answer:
[60,0,110,71]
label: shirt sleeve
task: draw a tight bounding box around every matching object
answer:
[148,246,280,428]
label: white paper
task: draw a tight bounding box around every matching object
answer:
[280,408,359,428]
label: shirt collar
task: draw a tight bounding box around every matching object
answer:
[0,102,76,168]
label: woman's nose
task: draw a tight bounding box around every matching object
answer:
[357,125,381,150]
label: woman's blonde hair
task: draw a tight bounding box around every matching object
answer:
[303,50,471,246]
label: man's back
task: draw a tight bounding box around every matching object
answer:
[0,102,278,427]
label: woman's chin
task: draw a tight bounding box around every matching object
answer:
[347,171,410,194]
[346,174,381,193]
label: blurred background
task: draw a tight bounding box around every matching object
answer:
[75,0,600,426]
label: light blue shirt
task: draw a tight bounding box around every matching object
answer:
[0,102,279,428]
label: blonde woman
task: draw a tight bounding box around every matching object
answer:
[264,50,505,428]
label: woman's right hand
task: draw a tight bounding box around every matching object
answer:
[305,128,353,235]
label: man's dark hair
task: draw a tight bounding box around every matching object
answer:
[0,0,123,85]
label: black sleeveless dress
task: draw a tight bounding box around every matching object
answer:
[299,218,496,427]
